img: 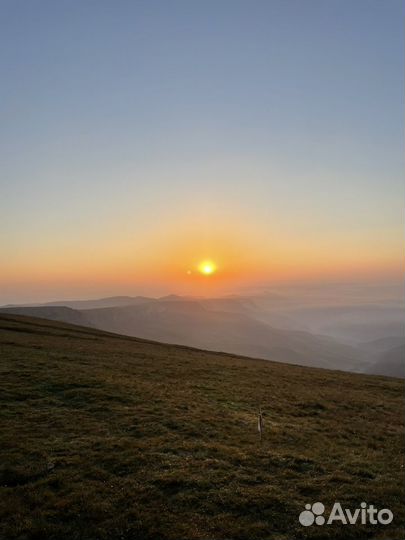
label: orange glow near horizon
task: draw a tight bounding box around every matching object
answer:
[0,209,403,303]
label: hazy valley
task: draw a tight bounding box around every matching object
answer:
[2,286,403,378]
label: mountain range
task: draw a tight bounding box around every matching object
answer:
[1,293,403,376]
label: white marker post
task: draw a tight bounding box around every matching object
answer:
[258,406,264,442]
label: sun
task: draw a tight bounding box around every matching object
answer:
[198,260,217,275]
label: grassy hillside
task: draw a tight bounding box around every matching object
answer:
[0,314,404,540]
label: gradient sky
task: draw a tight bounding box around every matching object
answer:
[1,0,404,303]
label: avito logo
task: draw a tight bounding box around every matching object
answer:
[299,501,393,527]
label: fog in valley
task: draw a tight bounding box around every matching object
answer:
[2,282,403,378]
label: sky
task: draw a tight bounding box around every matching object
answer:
[0,0,404,303]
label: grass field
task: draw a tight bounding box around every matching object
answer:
[0,314,404,540]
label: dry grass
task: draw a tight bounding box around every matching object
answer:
[0,314,404,540]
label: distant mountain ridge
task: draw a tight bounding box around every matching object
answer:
[0,299,367,373]
[2,295,154,310]
[0,306,89,326]
[365,345,405,378]
[1,292,403,377]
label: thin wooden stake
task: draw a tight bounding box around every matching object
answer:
[258,406,264,442]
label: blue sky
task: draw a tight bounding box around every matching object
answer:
[0,0,403,301]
